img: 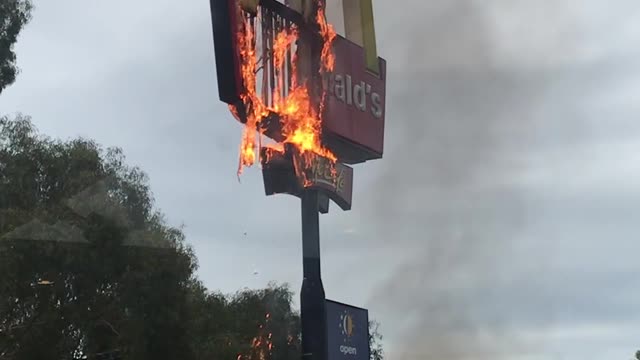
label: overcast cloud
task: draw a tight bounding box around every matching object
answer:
[1,0,639,359]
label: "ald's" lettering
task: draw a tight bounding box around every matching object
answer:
[326,73,383,119]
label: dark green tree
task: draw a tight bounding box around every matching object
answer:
[187,282,301,360]
[0,0,32,94]
[0,114,198,359]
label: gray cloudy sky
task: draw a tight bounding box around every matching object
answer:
[1,0,640,359]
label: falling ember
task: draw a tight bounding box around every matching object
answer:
[240,312,275,360]
[233,0,338,176]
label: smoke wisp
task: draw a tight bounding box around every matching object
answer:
[361,1,562,358]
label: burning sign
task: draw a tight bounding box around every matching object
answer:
[209,0,387,171]
[294,150,353,211]
[231,0,338,176]
[261,144,353,211]
[209,0,385,210]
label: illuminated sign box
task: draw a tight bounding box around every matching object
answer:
[325,300,370,360]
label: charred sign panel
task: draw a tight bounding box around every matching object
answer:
[260,145,354,211]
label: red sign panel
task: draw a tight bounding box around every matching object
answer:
[322,35,387,163]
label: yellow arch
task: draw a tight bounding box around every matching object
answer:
[343,0,379,75]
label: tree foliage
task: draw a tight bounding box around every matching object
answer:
[369,321,384,360]
[0,0,32,94]
[0,115,383,359]
[188,282,302,360]
[0,114,198,359]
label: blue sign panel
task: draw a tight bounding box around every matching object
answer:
[325,300,370,360]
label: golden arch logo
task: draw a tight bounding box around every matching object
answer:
[286,0,380,74]
[339,310,355,339]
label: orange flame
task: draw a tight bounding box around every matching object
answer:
[317,7,337,72]
[234,1,338,176]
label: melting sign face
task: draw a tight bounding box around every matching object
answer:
[326,300,370,360]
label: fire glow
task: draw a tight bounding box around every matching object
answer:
[237,313,274,360]
[232,1,338,176]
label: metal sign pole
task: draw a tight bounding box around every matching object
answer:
[208,1,385,359]
[301,1,329,358]
[300,189,327,360]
